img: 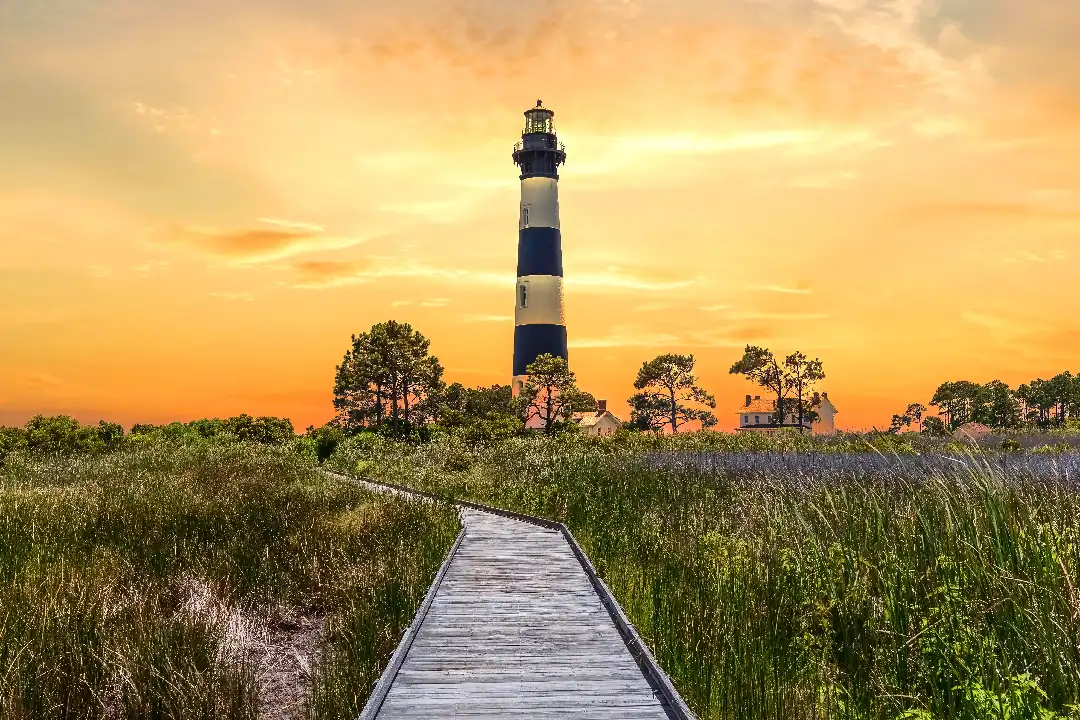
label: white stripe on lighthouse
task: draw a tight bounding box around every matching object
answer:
[519,176,561,230]
[515,275,565,326]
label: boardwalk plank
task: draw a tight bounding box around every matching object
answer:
[373,507,671,719]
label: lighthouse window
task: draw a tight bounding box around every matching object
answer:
[519,284,528,308]
[521,205,530,227]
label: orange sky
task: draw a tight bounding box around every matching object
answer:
[1,0,1078,432]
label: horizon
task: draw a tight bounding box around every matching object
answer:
[2,0,1078,432]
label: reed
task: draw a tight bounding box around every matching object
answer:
[0,439,460,719]
[330,431,1080,719]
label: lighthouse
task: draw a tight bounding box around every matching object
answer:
[511,100,568,399]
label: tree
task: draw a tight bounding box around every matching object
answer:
[517,353,583,435]
[921,416,947,436]
[223,414,295,444]
[889,413,912,434]
[0,426,27,466]
[972,380,1021,429]
[630,354,716,433]
[1048,372,1075,426]
[929,380,981,429]
[333,321,445,436]
[730,346,793,428]
[905,403,927,431]
[304,423,345,463]
[436,383,524,443]
[784,352,825,431]
[626,392,671,432]
[1018,379,1055,427]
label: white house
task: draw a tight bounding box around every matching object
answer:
[572,400,622,436]
[735,392,838,435]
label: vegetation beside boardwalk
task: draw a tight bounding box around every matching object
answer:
[0,433,460,719]
[328,430,1080,720]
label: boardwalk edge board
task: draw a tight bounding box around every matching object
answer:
[358,524,467,720]
[329,471,698,720]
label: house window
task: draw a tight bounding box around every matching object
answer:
[755,415,760,424]
[519,283,528,308]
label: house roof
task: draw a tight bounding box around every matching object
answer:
[572,411,620,427]
[738,398,776,413]
[737,395,838,413]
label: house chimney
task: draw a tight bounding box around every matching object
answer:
[754,395,760,401]
[822,392,828,400]
[597,399,607,414]
[812,391,820,405]
[745,394,751,406]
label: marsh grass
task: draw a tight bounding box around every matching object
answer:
[0,440,460,719]
[331,431,1080,719]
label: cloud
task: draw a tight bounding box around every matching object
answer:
[255,217,325,232]
[151,223,372,263]
[24,372,61,388]
[910,202,1080,223]
[698,304,733,312]
[133,260,171,277]
[289,259,509,290]
[289,258,701,293]
[566,268,701,292]
[748,284,813,295]
[0,309,71,327]
[209,291,255,301]
[462,314,512,322]
[569,332,687,349]
[730,312,830,321]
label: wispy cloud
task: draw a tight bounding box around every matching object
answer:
[910,202,1080,224]
[462,314,512,323]
[748,285,813,295]
[134,260,171,277]
[209,291,255,301]
[1002,250,1069,264]
[24,373,61,388]
[256,217,325,233]
[567,268,701,292]
[290,259,510,290]
[731,312,829,321]
[290,259,700,293]
[151,223,372,264]
[569,332,687,349]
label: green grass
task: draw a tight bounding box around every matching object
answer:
[329,431,1080,720]
[0,439,460,719]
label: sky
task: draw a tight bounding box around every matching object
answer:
[1,0,1078,431]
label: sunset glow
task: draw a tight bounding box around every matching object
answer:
[2,0,1078,430]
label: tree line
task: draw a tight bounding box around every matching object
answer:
[332,321,829,436]
[890,371,1080,434]
[0,413,305,466]
[3,322,832,467]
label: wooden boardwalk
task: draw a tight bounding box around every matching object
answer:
[365,506,681,719]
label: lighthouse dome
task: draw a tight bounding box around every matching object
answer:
[523,102,556,135]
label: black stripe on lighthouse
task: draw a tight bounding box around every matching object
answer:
[517,227,563,277]
[513,324,568,376]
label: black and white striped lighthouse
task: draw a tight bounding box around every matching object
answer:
[511,100,568,398]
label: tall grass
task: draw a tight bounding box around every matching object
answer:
[0,439,460,719]
[331,432,1080,719]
